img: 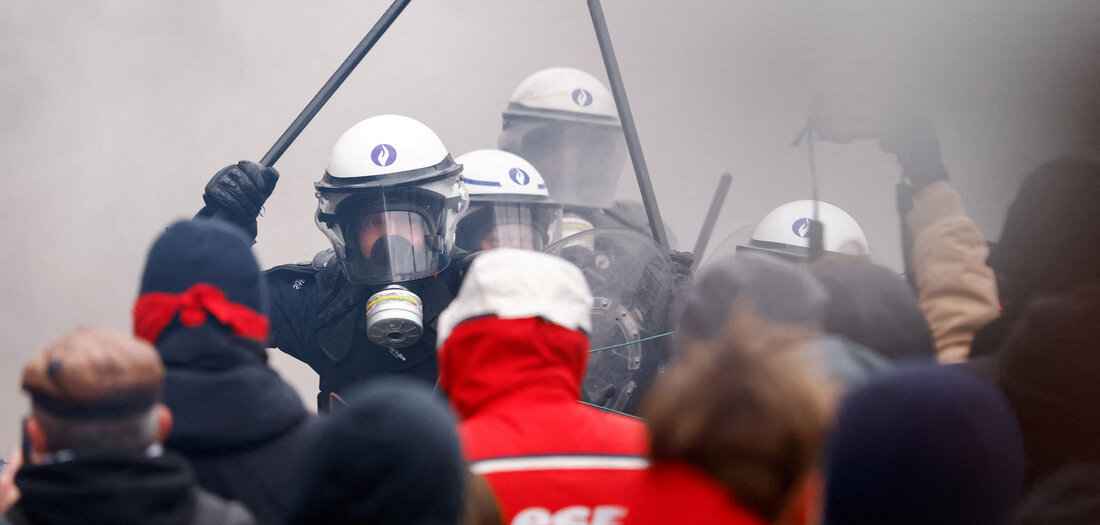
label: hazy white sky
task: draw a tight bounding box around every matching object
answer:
[2,0,1097,452]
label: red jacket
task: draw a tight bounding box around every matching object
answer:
[439,316,649,524]
[623,461,768,525]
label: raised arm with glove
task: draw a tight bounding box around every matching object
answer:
[811,108,998,363]
[195,160,280,243]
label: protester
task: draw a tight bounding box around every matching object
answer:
[682,252,890,389]
[5,326,254,525]
[635,338,833,525]
[999,284,1100,488]
[810,259,936,362]
[283,377,466,525]
[437,248,649,523]
[824,365,1024,525]
[133,218,318,523]
[972,157,1100,358]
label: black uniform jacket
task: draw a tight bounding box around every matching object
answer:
[264,250,469,411]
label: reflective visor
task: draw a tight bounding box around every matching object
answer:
[456,202,563,253]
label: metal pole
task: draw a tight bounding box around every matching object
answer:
[259,0,412,167]
[691,173,733,269]
[587,0,669,249]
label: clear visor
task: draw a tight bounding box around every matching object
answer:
[499,117,627,209]
[456,202,563,253]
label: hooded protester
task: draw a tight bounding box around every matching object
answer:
[972,157,1100,359]
[283,377,467,525]
[682,252,891,389]
[998,284,1100,489]
[634,337,834,525]
[6,326,254,525]
[823,365,1024,525]
[810,259,936,362]
[133,218,317,524]
[437,248,649,524]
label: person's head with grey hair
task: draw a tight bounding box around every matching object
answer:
[21,325,170,458]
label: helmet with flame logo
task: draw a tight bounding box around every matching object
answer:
[739,200,869,263]
[315,115,469,284]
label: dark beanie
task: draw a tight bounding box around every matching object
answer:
[991,157,1100,308]
[815,260,936,362]
[678,252,828,342]
[999,284,1100,486]
[285,377,466,525]
[139,218,266,315]
[824,365,1024,525]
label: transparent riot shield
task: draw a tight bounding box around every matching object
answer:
[545,228,677,415]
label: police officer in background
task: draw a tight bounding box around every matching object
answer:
[453,148,562,253]
[498,67,677,243]
[197,114,470,411]
[737,199,871,264]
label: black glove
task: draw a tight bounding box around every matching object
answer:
[667,250,694,290]
[199,160,280,225]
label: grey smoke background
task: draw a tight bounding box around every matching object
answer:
[1,0,1097,453]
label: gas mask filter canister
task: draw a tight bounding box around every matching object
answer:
[365,285,423,349]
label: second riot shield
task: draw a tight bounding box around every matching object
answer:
[545,227,677,415]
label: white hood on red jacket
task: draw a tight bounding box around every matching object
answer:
[437,249,592,346]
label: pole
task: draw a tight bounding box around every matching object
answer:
[259,0,412,167]
[691,173,733,269]
[587,0,669,249]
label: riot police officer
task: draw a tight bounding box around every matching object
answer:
[737,199,871,264]
[453,148,562,253]
[497,67,667,240]
[198,114,470,411]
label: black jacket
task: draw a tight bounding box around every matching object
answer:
[265,250,470,412]
[158,322,318,524]
[6,451,253,525]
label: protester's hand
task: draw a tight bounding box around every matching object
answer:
[202,160,280,224]
[0,448,22,513]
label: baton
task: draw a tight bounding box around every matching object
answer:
[260,0,412,167]
[691,173,733,269]
[587,0,670,249]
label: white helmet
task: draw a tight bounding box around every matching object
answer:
[453,149,563,252]
[498,67,627,209]
[315,114,469,284]
[738,200,869,262]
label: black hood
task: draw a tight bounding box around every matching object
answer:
[157,322,309,453]
[13,452,197,525]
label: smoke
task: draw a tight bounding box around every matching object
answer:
[1,0,1097,452]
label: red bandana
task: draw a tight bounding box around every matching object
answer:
[133,283,269,344]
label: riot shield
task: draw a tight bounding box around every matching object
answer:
[545,227,677,415]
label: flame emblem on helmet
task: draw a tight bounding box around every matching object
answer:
[508,167,531,186]
[571,88,593,107]
[371,144,397,167]
[792,218,811,238]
